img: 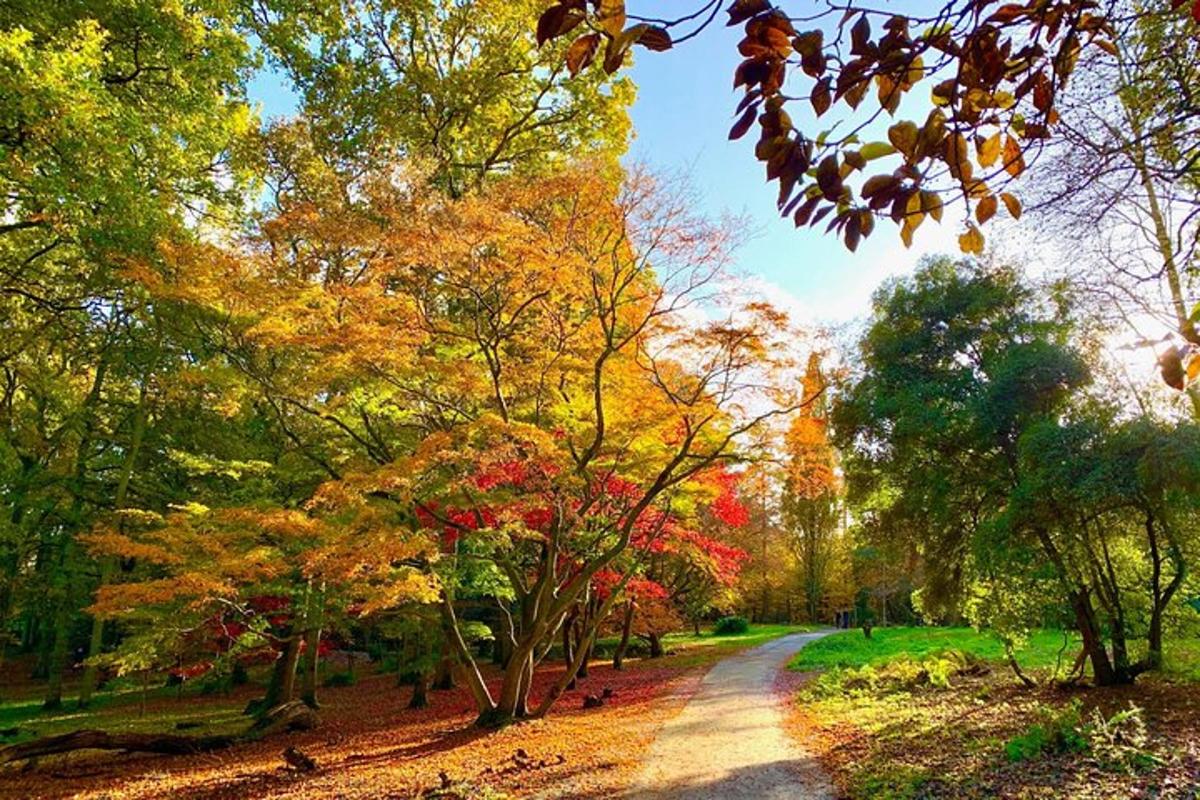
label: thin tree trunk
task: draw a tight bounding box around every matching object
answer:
[408,671,428,709]
[81,388,148,707]
[613,601,634,670]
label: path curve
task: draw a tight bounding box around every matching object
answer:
[630,631,835,799]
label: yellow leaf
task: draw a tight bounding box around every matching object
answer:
[977,132,1001,168]
[958,224,985,255]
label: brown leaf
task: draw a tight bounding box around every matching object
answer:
[816,155,843,200]
[728,105,758,140]
[727,0,771,26]
[1003,136,1024,178]
[637,26,673,51]
[888,121,918,158]
[975,194,997,224]
[566,33,601,76]
[1000,192,1022,219]
[811,77,832,116]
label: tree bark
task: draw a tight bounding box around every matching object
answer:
[432,642,454,690]
[260,634,302,712]
[408,671,428,709]
[613,601,634,670]
[80,385,148,707]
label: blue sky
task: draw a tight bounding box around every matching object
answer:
[624,21,964,327]
[246,20,968,328]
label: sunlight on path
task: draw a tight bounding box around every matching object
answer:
[630,632,834,799]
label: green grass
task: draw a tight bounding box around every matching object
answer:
[789,626,1078,673]
[654,623,823,668]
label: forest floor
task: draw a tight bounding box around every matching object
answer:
[778,627,1200,800]
[0,624,811,799]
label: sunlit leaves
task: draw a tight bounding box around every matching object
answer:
[544,0,1117,254]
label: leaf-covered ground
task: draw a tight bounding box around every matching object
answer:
[0,626,815,799]
[0,660,704,799]
[778,629,1200,799]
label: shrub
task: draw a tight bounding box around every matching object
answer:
[1087,703,1161,774]
[713,616,750,635]
[848,764,932,800]
[804,649,986,699]
[323,671,356,687]
[1004,700,1088,762]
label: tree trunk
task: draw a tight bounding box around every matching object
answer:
[0,730,236,764]
[562,617,576,689]
[300,626,321,709]
[1071,590,1120,686]
[80,386,148,707]
[408,671,428,709]
[432,643,454,691]
[613,601,634,670]
[260,634,302,712]
[42,541,75,711]
[647,632,663,659]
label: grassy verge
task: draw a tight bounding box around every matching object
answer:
[653,623,823,669]
[789,626,1075,673]
[781,626,1200,800]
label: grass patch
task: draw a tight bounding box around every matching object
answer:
[649,623,822,668]
[789,626,1075,673]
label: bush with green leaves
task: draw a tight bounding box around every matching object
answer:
[805,649,985,699]
[713,616,750,635]
[1004,700,1088,762]
[1087,704,1161,774]
[322,671,357,688]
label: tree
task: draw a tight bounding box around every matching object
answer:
[133,163,799,727]
[248,0,634,196]
[833,256,1200,685]
[0,0,256,707]
[1024,0,1200,402]
[536,0,1149,253]
[782,352,842,622]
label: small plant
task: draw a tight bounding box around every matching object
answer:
[713,616,750,635]
[323,671,356,688]
[1004,700,1088,762]
[1087,703,1161,774]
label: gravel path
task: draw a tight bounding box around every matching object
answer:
[630,632,835,799]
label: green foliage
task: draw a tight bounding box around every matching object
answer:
[1004,700,1088,762]
[712,615,750,635]
[322,671,357,688]
[804,648,984,699]
[1087,704,1162,774]
[248,0,634,193]
[847,764,932,800]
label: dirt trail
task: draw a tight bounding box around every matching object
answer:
[630,632,835,799]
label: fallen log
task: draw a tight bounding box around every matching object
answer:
[0,701,319,767]
[0,730,236,765]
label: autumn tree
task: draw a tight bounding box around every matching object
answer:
[782,352,842,622]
